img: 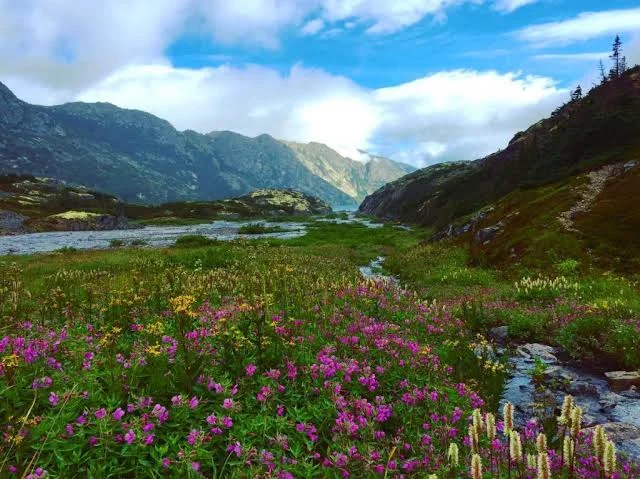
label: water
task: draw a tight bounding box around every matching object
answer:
[0,220,307,255]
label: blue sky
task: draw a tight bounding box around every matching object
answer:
[167,0,637,89]
[1,0,639,166]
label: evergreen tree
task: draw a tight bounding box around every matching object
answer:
[598,60,608,84]
[620,56,627,75]
[609,35,623,79]
[570,85,582,102]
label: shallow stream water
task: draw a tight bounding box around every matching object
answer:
[0,220,307,255]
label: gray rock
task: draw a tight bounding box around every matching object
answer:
[605,371,640,392]
[0,209,28,232]
[474,222,504,244]
[489,326,510,343]
[516,343,560,364]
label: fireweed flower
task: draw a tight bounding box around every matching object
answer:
[94,408,107,420]
[112,408,125,421]
[227,441,242,457]
[124,429,136,445]
[245,364,257,376]
[48,392,58,406]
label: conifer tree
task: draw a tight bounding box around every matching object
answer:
[598,60,608,84]
[609,35,623,79]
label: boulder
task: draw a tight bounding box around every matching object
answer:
[516,343,560,364]
[605,371,640,391]
[489,326,509,343]
[474,222,504,244]
[0,209,28,233]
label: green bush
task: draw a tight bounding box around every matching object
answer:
[555,258,579,275]
[109,239,125,248]
[508,311,549,342]
[238,223,285,235]
[174,235,218,247]
[557,315,612,363]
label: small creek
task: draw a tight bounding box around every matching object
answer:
[499,343,640,461]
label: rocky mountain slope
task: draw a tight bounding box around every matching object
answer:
[0,81,410,208]
[282,141,414,203]
[360,66,640,269]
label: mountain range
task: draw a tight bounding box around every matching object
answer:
[0,81,413,208]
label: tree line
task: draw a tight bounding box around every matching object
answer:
[569,35,630,103]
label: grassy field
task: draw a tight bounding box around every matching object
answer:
[0,221,638,477]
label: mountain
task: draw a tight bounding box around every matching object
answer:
[282,141,415,204]
[0,174,331,234]
[360,66,640,270]
[0,81,409,208]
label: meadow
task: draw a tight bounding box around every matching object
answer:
[1,221,638,478]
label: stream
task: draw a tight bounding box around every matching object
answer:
[0,220,307,255]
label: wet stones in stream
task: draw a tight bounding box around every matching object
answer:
[500,342,640,461]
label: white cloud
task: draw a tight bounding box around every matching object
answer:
[533,52,610,62]
[65,64,562,167]
[300,18,325,36]
[493,0,539,14]
[517,8,640,46]
[0,0,569,168]
[372,69,564,164]
[75,63,381,161]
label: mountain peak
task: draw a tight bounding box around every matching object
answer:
[0,80,19,106]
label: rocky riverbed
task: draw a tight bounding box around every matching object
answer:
[499,341,640,461]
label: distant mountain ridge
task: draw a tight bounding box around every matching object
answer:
[0,81,412,208]
[282,141,415,203]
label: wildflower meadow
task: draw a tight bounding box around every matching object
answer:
[1,224,639,478]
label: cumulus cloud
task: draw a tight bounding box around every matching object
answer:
[68,64,563,167]
[76,63,381,161]
[372,69,565,165]
[517,8,640,46]
[0,0,569,168]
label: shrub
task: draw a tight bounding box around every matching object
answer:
[109,239,125,248]
[174,235,218,247]
[555,258,579,275]
[508,311,549,342]
[238,223,285,235]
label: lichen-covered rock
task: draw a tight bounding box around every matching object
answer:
[34,211,139,232]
